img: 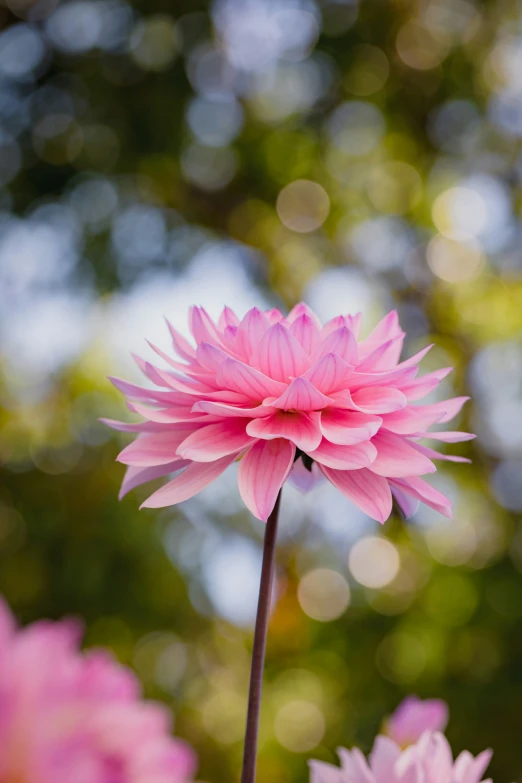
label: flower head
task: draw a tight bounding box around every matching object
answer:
[385,695,449,746]
[104,304,473,522]
[310,732,492,783]
[0,598,196,783]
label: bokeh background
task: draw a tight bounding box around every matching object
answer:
[0,0,522,779]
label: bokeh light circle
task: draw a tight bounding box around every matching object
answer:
[276,179,330,233]
[349,536,400,588]
[297,568,350,622]
[274,700,325,752]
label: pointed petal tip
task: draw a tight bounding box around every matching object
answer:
[139,494,166,509]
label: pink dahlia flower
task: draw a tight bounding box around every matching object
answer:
[310,732,492,783]
[104,304,474,522]
[0,598,196,783]
[385,695,449,746]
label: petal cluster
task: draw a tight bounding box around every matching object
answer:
[310,732,492,783]
[0,598,196,783]
[105,304,474,522]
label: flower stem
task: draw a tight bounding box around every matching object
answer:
[241,489,282,783]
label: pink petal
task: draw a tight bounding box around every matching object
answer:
[144,342,194,374]
[338,747,374,783]
[270,377,333,411]
[289,313,321,354]
[321,314,358,339]
[288,458,325,492]
[286,302,322,328]
[416,733,454,779]
[128,402,203,423]
[264,307,285,324]
[454,751,475,782]
[304,353,354,394]
[320,467,393,523]
[101,417,181,433]
[196,341,230,373]
[253,323,311,382]
[380,406,447,435]
[350,386,407,414]
[196,388,250,404]
[383,397,470,434]
[119,460,189,499]
[416,431,476,443]
[410,441,471,464]
[308,439,377,470]
[217,357,287,400]
[345,312,362,338]
[222,324,238,353]
[369,736,401,779]
[191,400,276,418]
[397,344,433,368]
[400,368,453,401]
[189,305,222,346]
[236,307,270,359]
[176,419,254,462]
[309,761,345,783]
[321,314,347,337]
[388,476,453,518]
[391,485,420,518]
[320,409,382,445]
[150,369,215,396]
[312,326,358,365]
[218,305,240,329]
[165,318,196,361]
[387,696,449,745]
[433,396,470,423]
[109,377,190,406]
[141,454,237,508]
[360,310,403,349]
[370,430,436,477]
[246,411,322,452]
[117,428,202,466]
[132,354,184,388]
[348,365,418,390]
[238,438,295,520]
[356,337,403,372]
[455,749,493,783]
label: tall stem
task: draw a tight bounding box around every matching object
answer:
[241,489,282,783]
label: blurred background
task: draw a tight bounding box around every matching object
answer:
[0,0,521,780]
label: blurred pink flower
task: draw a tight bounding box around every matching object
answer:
[386,695,449,746]
[0,598,196,783]
[104,304,474,522]
[310,732,492,783]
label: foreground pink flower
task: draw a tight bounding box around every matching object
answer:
[310,732,492,783]
[385,695,449,746]
[104,304,474,522]
[0,598,196,783]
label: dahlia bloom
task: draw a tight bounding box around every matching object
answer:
[104,304,473,522]
[309,732,492,783]
[385,695,448,746]
[0,598,196,783]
